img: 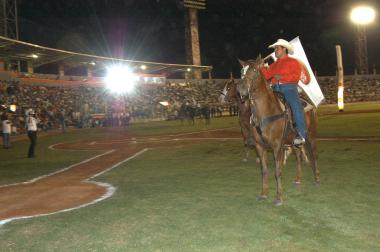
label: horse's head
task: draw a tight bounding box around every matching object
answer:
[221,78,239,103]
[237,55,265,100]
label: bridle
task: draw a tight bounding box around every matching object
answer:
[242,63,289,145]
[241,64,261,101]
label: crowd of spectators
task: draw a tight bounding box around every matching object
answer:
[0,78,235,135]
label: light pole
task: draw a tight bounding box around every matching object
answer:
[350,6,376,75]
[183,0,206,79]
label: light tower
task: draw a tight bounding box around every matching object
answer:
[183,0,206,79]
[350,5,376,75]
[0,0,19,39]
[0,0,19,72]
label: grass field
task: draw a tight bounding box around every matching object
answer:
[0,102,379,251]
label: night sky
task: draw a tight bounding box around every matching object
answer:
[17,0,380,78]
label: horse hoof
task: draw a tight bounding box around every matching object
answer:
[293,181,301,185]
[256,195,268,202]
[314,180,321,186]
[255,158,260,164]
[273,199,283,206]
[242,158,248,163]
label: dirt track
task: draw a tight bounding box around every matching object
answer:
[0,127,379,225]
[0,128,241,225]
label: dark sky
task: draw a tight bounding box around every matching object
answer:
[17,0,380,78]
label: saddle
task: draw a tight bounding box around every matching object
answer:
[249,90,313,147]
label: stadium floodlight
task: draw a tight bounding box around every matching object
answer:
[31,54,38,59]
[350,6,376,25]
[350,5,376,74]
[105,65,139,93]
[186,68,191,72]
[140,65,147,70]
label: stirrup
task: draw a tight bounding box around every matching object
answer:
[293,137,305,146]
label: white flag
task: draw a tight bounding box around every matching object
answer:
[269,37,325,107]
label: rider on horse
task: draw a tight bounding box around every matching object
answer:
[260,38,307,146]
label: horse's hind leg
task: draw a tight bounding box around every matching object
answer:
[242,148,249,162]
[293,147,303,184]
[306,139,320,184]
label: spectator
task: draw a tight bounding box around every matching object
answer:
[58,109,66,132]
[1,112,11,148]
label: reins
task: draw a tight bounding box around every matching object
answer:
[246,66,290,147]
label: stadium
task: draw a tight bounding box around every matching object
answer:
[0,1,380,251]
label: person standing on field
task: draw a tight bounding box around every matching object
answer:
[26,110,38,158]
[1,113,11,149]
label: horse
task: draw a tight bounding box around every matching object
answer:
[237,56,320,206]
[221,78,258,162]
[223,77,314,179]
[178,103,195,125]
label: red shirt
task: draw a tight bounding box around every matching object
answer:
[260,55,301,85]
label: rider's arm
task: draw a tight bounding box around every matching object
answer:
[260,65,274,81]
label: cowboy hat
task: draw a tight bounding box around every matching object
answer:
[268,39,294,55]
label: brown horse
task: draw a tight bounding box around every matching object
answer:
[223,78,309,178]
[237,57,320,206]
[221,78,257,162]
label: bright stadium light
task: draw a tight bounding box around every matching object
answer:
[105,65,139,93]
[350,6,376,25]
[31,54,38,59]
[350,5,376,74]
[140,65,147,70]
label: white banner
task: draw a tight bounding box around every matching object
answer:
[270,37,325,107]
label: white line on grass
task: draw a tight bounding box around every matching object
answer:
[0,149,115,189]
[0,148,149,226]
[91,137,241,144]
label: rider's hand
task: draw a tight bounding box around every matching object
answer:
[274,74,282,81]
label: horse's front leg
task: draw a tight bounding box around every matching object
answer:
[256,145,269,201]
[274,148,285,206]
[293,147,303,184]
[242,147,249,162]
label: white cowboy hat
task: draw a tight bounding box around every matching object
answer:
[268,39,294,55]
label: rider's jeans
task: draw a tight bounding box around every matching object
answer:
[272,84,306,139]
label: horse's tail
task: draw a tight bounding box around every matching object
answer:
[305,108,317,160]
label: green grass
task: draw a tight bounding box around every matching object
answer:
[318,112,380,137]
[317,101,380,115]
[0,129,103,185]
[127,116,240,136]
[1,141,379,251]
[0,102,379,251]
